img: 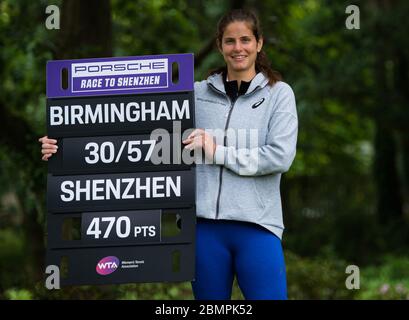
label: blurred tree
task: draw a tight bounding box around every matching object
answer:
[58,0,112,59]
[0,0,113,284]
[0,0,53,285]
[224,0,409,261]
[1,0,408,298]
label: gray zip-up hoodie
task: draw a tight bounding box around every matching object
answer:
[193,72,298,239]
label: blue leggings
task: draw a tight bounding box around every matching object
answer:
[191,218,287,300]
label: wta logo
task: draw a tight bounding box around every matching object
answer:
[96,256,120,275]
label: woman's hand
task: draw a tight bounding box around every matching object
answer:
[182,129,217,160]
[38,136,58,161]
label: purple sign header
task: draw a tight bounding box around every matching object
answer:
[46,53,194,98]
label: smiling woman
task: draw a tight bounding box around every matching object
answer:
[39,8,298,300]
[186,9,298,300]
[218,21,263,80]
[208,9,282,87]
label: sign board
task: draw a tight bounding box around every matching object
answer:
[47,54,194,98]
[45,53,196,286]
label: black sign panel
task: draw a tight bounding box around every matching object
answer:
[47,170,195,213]
[47,91,194,137]
[46,244,195,285]
[47,208,195,250]
[81,210,161,244]
[46,54,196,286]
[48,132,194,175]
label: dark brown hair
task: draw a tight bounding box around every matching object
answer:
[209,9,282,85]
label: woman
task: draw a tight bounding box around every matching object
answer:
[40,9,298,300]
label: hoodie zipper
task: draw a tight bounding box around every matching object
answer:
[215,98,236,219]
[208,83,261,220]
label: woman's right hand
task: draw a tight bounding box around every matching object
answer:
[39,136,58,161]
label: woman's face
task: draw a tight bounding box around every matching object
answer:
[219,21,263,77]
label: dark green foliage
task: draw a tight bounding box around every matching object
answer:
[1,0,409,299]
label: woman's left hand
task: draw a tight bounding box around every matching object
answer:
[182,128,217,160]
